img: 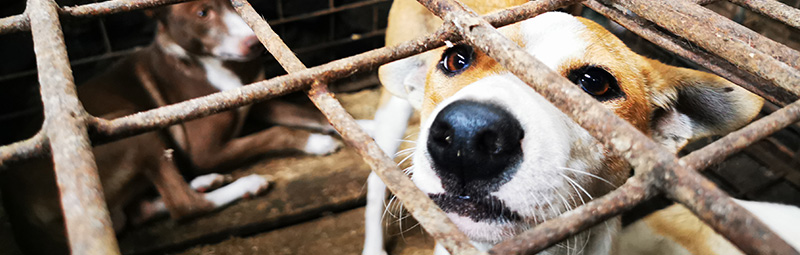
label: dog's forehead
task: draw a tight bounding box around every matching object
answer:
[516,12,589,71]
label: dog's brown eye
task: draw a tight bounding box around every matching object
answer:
[197,7,210,18]
[568,66,623,101]
[439,45,473,75]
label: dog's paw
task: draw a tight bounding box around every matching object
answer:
[190,173,231,192]
[205,174,270,207]
[235,174,270,198]
[303,133,341,155]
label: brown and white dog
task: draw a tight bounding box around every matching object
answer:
[364,0,800,254]
[2,0,343,253]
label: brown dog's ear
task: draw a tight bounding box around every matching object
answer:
[648,61,764,152]
[144,7,170,23]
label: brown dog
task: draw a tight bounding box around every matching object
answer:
[1,0,343,253]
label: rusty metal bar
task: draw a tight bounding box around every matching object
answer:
[682,99,800,171]
[27,0,120,253]
[728,0,800,31]
[606,0,800,96]
[269,0,388,26]
[230,0,482,253]
[414,0,798,254]
[0,131,48,168]
[584,0,797,106]
[1,0,192,35]
[490,173,656,254]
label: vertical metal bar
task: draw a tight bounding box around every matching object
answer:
[230,1,484,253]
[27,0,120,254]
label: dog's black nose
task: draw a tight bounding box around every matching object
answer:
[427,100,524,185]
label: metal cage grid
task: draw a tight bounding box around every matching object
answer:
[0,0,799,254]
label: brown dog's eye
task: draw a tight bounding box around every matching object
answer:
[568,66,624,101]
[197,7,210,18]
[439,45,473,75]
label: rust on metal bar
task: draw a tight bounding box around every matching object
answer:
[28,0,120,253]
[584,0,797,106]
[728,0,800,31]
[0,12,29,35]
[269,0,388,26]
[682,99,800,171]
[0,132,48,169]
[415,0,799,254]
[606,0,800,96]
[490,174,656,254]
[1,0,192,35]
[230,0,482,253]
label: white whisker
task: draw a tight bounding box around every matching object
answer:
[398,152,416,166]
[560,173,593,202]
[557,167,615,187]
[394,147,415,157]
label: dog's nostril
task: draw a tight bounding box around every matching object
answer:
[430,122,454,147]
[427,100,524,185]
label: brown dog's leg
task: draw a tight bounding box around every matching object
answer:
[191,125,335,173]
[141,147,214,220]
[251,99,335,133]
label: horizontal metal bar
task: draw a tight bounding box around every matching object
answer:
[0,132,47,168]
[490,173,656,254]
[28,0,120,253]
[0,0,192,35]
[682,99,800,171]
[269,0,388,26]
[584,0,797,106]
[607,0,800,96]
[728,0,800,31]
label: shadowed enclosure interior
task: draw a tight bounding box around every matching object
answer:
[0,0,799,254]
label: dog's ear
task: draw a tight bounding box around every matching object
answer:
[378,53,433,109]
[648,61,764,152]
[144,7,170,24]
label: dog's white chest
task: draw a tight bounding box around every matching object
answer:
[199,57,243,91]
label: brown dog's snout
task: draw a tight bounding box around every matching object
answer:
[427,100,524,189]
[240,35,263,56]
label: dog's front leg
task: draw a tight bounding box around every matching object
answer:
[139,146,215,221]
[250,99,337,134]
[363,94,414,255]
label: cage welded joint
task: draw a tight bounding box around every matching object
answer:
[0,0,799,254]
